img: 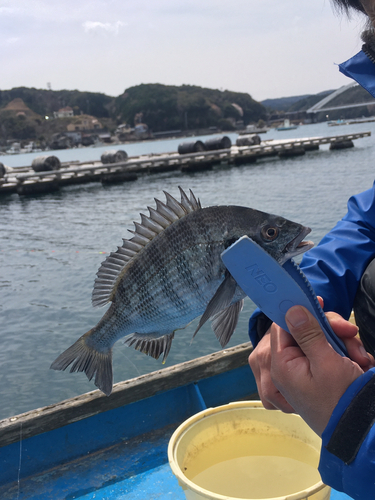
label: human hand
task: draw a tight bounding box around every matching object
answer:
[249,332,295,413]
[270,306,367,436]
[248,298,374,414]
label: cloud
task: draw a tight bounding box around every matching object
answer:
[5,37,20,45]
[0,7,17,14]
[83,20,126,36]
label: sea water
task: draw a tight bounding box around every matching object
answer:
[1,121,375,419]
[187,434,321,498]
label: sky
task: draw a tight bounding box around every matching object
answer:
[0,0,369,102]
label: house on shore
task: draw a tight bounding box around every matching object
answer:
[66,116,102,132]
[53,107,74,119]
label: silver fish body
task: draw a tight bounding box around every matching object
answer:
[51,188,313,395]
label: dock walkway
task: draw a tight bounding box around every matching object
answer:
[0,131,370,196]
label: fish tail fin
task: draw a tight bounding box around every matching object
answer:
[50,329,113,396]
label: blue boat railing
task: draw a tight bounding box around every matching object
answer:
[0,342,256,500]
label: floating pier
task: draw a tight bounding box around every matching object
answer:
[0,131,370,197]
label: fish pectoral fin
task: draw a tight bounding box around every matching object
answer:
[124,332,175,362]
[211,299,244,348]
[193,273,238,339]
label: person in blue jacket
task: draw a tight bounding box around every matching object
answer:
[248,1,375,498]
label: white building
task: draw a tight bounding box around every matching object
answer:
[53,106,74,118]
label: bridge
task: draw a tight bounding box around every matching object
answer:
[306,82,375,114]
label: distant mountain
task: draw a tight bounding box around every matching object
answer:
[261,91,335,112]
[261,95,312,111]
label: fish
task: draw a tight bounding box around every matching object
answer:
[50,187,314,396]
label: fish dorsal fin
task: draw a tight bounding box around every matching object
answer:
[92,187,201,307]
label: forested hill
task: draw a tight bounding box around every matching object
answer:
[114,84,266,131]
[0,87,113,119]
[0,84,266,133]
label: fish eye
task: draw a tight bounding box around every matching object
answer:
[261,225,279,241]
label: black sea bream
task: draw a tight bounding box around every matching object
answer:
[51,187,313,395]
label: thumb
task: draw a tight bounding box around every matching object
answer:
[285,306,331,358]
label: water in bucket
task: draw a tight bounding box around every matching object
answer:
[168,401,331,500]
[187,433,321,498]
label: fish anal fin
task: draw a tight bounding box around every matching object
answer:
[50,330,113,396]
[124,332,175,362]
[211,299,244,348]
[193,273,238,338]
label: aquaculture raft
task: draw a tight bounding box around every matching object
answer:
[0,131,370,197]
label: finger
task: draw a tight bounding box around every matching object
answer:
[317,296,324,308]
[284,306,334,359]
[326,311,359,339]
[325,312,372,366]
[265,390,295,413]
[270,321,298,350]
[248,343,295,412]
[258,369,295,413]
[341,335,373,368]
[270,321,305,364]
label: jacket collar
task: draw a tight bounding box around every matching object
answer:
[339,47,375,98]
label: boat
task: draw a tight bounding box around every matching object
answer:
[0,342,350,499]
[239,124,269,134]
[5,142,43,155]
[5,143,21,155]
[275,119,298,131]
[327,119,348,127]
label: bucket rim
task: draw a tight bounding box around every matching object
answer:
[167,400,328,500]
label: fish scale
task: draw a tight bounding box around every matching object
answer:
[51,187,314,396]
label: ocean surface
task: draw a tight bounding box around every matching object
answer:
[1,122,375,420]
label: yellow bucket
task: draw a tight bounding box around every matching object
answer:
[168,401,331,500]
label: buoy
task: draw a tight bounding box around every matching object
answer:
[178,141,206,154]
[101,150,128,164]
[17,178,60,195]
[329,139,354,150]
[31,156,61,172]
[235,134,261,146]
[101,172,137,184]
[204,136,232,150]
[278,147,306,158]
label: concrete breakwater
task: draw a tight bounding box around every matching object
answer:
[0,131,370,197]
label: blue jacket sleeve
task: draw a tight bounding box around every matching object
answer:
[300,182,375,319]
[319,368,375,499]
[249,183,375,346]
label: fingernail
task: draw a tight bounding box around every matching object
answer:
[286,306,308,328]
[359,345,370,360]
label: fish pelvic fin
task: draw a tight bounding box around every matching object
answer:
[124,332,174,362]
[50,330,113,396]
[92,187,201,308]
[193,274,243,347]
[211,299,244,347]
[193,272,238,339]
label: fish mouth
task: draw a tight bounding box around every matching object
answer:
[283,226,314,262]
